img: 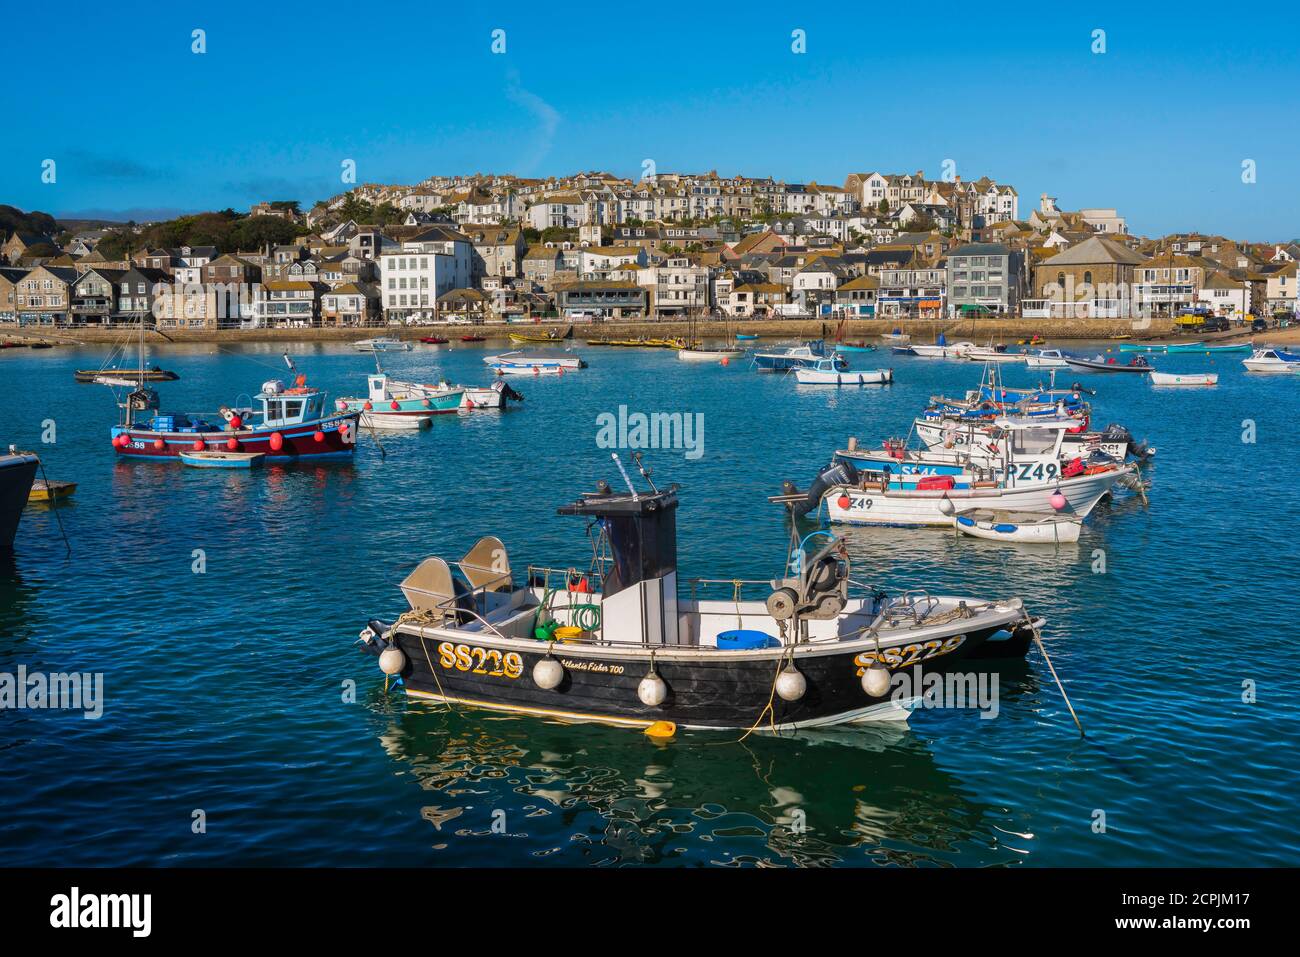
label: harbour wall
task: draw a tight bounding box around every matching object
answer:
[1,316,1192,345]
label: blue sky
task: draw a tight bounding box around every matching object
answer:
[6,1,1298,240]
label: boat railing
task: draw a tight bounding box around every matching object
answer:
[881,589,941,627]
[682,577,774,603]
[527,564,606,595]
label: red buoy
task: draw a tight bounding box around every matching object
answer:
[721,357,730,366]
[152,438,165,451]
[192,440,204,451]
[837,494,851,510]
[269,432,284,451]
[313,430,325,443]
[421,398,431,408]
[229,415,243,430]
[115,433,129,448]
[390,400,400,411]
[226,437,239,451]
[363,401,373,411]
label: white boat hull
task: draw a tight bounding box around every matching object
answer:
[1025,356,1068,368]
[910,342,975,359]
[461,387,505,408]
[1149,371,1218,386]
[484,351,583,369]
[794,368,893,385]
[954,511,1082,544]
[678,349,744,362]
[966,350,1027,363]
[823,468,1124,528]
[1242,359,1300,374]
[360,411,432,430]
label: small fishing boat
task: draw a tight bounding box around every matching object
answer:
[1065,354,1152,373]
[179,450,266,469]
[106,355,359,462]
[1118,341,1199,353]
[27,479,77,502]
[484,349,586,375]
[677,346,745,362]
[338,372,463,429]
[460,334,486,343]
[354,337,411,352]
[954,509,1082,544]
[509,325,573,344]
[735,333,759,341]
[355,456,1040,731]
[834,342,877,353]
[796,417,1134,528]
[1,449,39,550]
[1196,342,1253,355]
[1149,371,1218,386]
[418,336,449,345]
[753,339,844,372]
[388,377,524,411]
[794,359,893,386]
[966,346,1028,363]
[910,341,976,359]
[75,366,178,383]
[1242,348,1300,374]
[880,329,910,343]
[1025,348,1070,369]
[0,341,29,349]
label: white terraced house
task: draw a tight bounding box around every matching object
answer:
[379,226,472,323]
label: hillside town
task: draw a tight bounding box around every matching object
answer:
[2,168,1298,332]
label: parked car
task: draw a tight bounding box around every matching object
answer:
[1199,316,1230,333]
[1251,317,1269,333]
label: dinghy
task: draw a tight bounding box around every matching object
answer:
[27,479,77,502]
[179,450,266,469]
[1148,371,1218,386]
[75,366,178,383]
[794,359,892,385]
[356,456,1040,731]
[954,509,1082,544]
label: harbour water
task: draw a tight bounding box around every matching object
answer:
[2,339,1298,866]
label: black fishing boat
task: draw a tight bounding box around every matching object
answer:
[358,456,1040,732]
[0,448,40,552]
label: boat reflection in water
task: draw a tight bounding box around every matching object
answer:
[369,700,1042,867]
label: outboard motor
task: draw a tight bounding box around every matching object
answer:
[784,460,859,519]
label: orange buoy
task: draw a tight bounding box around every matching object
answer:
[269,432,284,451]
[313,430,325,443]
[192,440,204,451]
[226,437,239,451]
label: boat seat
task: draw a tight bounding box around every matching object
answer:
[400,556,474,624]
[459,536,512,592]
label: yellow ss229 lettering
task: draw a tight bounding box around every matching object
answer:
[437,642,524,679]
[853,635,965,675]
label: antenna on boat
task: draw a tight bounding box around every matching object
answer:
[610,453,639,501]
[282,352,298,379]
[632,451,658,493]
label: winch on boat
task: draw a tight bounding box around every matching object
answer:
[356,455,1040,731]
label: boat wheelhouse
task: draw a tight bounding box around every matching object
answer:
[356,457,1040,731]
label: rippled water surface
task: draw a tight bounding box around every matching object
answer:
[2,337,1298,866]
